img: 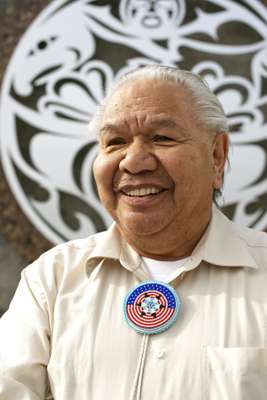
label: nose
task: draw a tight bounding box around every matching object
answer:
[119,141,157,174]
[148,1,156,12]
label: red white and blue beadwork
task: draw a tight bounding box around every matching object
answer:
[124,281,181,335]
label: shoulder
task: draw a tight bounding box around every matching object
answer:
[4,230,114,319]
[233,223,267,248]
[232,222,267,270]
[209,207,267,271]
[23,230,110,285]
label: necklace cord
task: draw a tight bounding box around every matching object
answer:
[129,334,149,400]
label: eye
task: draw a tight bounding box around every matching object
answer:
[152,134,174,143]
[105,137,126,147]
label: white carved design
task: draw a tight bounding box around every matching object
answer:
[1,0,267,243]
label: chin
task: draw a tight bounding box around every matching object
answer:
[121,216,169,237]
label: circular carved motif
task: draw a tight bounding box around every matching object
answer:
[1,0,267,245]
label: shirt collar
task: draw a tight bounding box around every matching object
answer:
[193,204,258,269]
[86,222,142,274]
[86,204,258,276]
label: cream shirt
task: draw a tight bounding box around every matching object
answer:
[1,205,267,400]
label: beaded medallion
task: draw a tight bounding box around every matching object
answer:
[124,281,181,335]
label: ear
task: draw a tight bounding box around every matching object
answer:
[212,133,229,189]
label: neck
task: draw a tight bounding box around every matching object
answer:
[118,210,212,261]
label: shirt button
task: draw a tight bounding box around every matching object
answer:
[156,350,166,359]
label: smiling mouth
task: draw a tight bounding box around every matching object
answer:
[142,15,161,28]
[121,187,166,197]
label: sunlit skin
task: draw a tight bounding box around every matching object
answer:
[93,79,229,260]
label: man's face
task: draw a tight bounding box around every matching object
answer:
[93,79,227,255]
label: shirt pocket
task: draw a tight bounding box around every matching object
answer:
[202,346,267,400]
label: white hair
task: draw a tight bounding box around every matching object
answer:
[89,64,229,137]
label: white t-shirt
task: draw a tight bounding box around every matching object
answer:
[142,256,189,282]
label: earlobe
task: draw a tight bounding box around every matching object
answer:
[212,133,229,189]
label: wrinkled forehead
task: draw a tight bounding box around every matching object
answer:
[102,78,192,118]
[99,78,203,137]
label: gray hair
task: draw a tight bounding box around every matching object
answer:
[89,64,229,137]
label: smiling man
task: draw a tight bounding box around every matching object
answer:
[1,65,267,400]
[93,71,227,260]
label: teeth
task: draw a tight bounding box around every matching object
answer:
[124,187,163,197]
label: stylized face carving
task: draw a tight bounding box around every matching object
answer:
[120,0,183,37]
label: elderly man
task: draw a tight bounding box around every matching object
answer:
[1,65,267,400]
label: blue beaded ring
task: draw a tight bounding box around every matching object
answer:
[124,281,181,335]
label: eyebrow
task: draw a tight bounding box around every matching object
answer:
[100,124,121,136]
[147,118,180,130]
[150,118,189,137]
[100,117,185,135]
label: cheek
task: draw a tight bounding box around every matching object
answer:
[93,154,117,199]
[159,152,195,182]
[162,151,212,189]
